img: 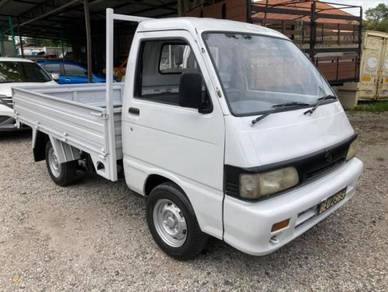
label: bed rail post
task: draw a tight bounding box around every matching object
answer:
[104,8,151,181]
[105,8,117,181]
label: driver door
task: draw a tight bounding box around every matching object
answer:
[122,30,225,237]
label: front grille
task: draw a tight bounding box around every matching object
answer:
[295,205,317,229]
[295,141,350,181]
[0,96,13,109]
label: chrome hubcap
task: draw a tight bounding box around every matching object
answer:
[153,199,187,247]
[48,147,61,178]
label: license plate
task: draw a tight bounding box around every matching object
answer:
[318,189,347,214]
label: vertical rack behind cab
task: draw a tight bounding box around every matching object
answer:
[104,9,149,181]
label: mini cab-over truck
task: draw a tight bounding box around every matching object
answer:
[13,9,363,260]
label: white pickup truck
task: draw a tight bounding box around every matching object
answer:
[13,9,363,260]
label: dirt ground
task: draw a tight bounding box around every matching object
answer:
[0,111,387,291]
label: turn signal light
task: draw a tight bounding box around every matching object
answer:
[271,219,290,232]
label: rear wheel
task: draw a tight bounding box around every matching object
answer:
[45,141,79,186]
[146,182,208,260]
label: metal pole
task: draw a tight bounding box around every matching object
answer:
[17,18,24,57]
[246,0,252,23]
[83,0,93,82]
[177,0,183,16]
[263,0,269,26]
[18,0,81,27]
[8,16,17,56]
[0,27,4,56]
[61,38,65,59]
[309,0,317,61]
[105,8,117,182]
[357,6,363,82]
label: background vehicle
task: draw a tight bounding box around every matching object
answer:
[13,10,363,260]
[38,60,105,84]
[185,0,362,86]
[0,57,56,131]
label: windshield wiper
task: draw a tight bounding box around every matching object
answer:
[273,102,311,109]
[251,112,272,126]
[251,102,310,126]
[304,95,337,115]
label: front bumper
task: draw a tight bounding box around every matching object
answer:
[0,116,28,132]
[0,102,17,131]
[0,116,18,131]
[223,158,363,256]
[0,103,27,132]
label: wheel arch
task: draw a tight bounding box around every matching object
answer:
[144,174,185,197]
[129,167,223,240]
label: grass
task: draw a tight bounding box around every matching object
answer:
[352,101,388,112]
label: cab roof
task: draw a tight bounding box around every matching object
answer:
[137,17,287,40]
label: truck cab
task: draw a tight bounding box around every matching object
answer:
[121,17,362,257]
[13,11,363,260]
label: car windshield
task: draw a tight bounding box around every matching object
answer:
[202,32,334,116]
[0,61,51,83]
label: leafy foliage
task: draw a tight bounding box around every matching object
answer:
[365,4,388,32]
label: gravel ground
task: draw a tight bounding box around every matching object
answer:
[0,111,387,291]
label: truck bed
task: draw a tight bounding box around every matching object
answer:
[13,83,124,181]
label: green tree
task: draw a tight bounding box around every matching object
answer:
[365,3,388,32]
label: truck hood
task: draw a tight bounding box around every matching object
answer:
[0,81,57,97]
[224,101,355,168]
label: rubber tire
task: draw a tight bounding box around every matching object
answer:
[146,182,208,260]
[45,141,78,187]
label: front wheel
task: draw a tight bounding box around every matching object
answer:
[146,183,208,260]
[45,141,79,186]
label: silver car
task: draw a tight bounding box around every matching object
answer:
[0,57,56,131]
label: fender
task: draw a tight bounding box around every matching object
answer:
[31,130,81,163]
[123,157,224,240]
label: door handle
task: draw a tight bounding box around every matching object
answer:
[128,107,140,115]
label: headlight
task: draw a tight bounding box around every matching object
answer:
[240,167,299,199]
[346,139,358,161]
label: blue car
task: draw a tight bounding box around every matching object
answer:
[37,60,105,84]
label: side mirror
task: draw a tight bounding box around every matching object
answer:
[51,73,60,81]
[179,72,212,114]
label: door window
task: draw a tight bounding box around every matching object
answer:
[159,43,198,74]
[64,64,87,76]
[135,39,207,107]
[43,63,62,74]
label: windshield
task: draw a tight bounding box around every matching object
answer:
[202,32,334,116]
[0,61,51,83]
